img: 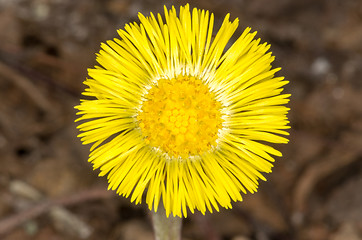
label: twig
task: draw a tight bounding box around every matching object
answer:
[292,131,362,226]
[0,49,80,97]
[0,61,54,114]
[0,187,114,236]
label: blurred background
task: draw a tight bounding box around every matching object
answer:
[0,0,361,239]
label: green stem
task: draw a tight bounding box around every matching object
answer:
[151,203,182,240]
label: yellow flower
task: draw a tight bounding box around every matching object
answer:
[75,4,290,217]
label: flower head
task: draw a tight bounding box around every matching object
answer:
[76,4,290,217]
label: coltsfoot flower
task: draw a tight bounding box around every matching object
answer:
[76,4,290,217]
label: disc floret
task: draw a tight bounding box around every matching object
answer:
[138,76,224,159]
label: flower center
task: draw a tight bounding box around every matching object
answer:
[138,75,224,159]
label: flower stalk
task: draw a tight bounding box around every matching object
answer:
[152,203,182,240]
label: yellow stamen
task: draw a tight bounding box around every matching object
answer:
[138,75,223,159]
